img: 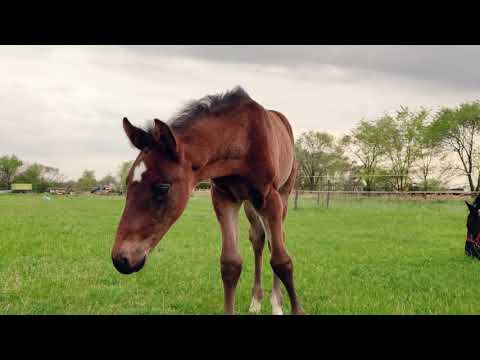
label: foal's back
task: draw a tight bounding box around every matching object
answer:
[238,101,295,191]
[265,109,295,189]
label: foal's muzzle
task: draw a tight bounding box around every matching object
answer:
[112,254,146,275]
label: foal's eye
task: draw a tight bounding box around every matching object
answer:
[152,183,170,199]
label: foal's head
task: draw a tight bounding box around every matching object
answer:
[111,118,195,274]
[465,195,480,242]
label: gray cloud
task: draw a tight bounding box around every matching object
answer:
[0,45,479,181]
[126,45,480,90]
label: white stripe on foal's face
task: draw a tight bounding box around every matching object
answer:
[132,161,147,183]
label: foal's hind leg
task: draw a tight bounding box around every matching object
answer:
[244,201,265,314]
[268,191,295,315]
[269,193,291,315]
[259,188,304,315]
[266,237,284,315]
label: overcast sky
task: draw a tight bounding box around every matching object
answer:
[1,45,479,181]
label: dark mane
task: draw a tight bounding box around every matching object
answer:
[168,86,251,128]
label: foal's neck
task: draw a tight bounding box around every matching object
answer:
[175,117,249,182]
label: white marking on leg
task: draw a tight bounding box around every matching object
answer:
[271,274,284,315]
[271,291,283,315]
[257,213,283,315]
[132,161,147,183]
[249,297,261,314]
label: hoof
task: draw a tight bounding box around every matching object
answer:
[249,297,262,314]
[292,307,305,315]
[272,307,284,315]
[270,294,283,315]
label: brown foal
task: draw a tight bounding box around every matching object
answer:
[111,87,304,315]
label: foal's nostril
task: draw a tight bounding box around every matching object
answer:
[112,253,146,275]
[112,254,134,275]
[120,256,129,266]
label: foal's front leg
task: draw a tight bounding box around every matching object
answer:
[212,187,243,315]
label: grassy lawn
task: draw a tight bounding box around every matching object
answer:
[0,193,478,314]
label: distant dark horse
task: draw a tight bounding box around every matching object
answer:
[465,195,480,259]
[111,87,304,315]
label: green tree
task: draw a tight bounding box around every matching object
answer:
[350,119,387,191]
[77,170,97,192]
[295,131,351,190]
[99,174,118,189]
[379,107,429,191]
[0,154,23,187]
[416,121,446,191]
[13,163,62,192]
[61,180,77,192]
[14,164,43,184]
[429,101,480,191]
[117,161,133,193]
[42,166,65,186]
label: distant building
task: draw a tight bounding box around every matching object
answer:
[11,183,33,193]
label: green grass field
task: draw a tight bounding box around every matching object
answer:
[0,193,479,315]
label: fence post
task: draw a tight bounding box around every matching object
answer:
[326,180,331,208]
[294,189,299,210]
[317,185,320,206]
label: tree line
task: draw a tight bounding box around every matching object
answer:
[1,100,479,193]
[296,101,480,191]
[0,156,133,193]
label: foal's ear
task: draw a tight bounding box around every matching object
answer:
[474,194,480,208]
[123,117,152,150]
[152,119,179,160]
